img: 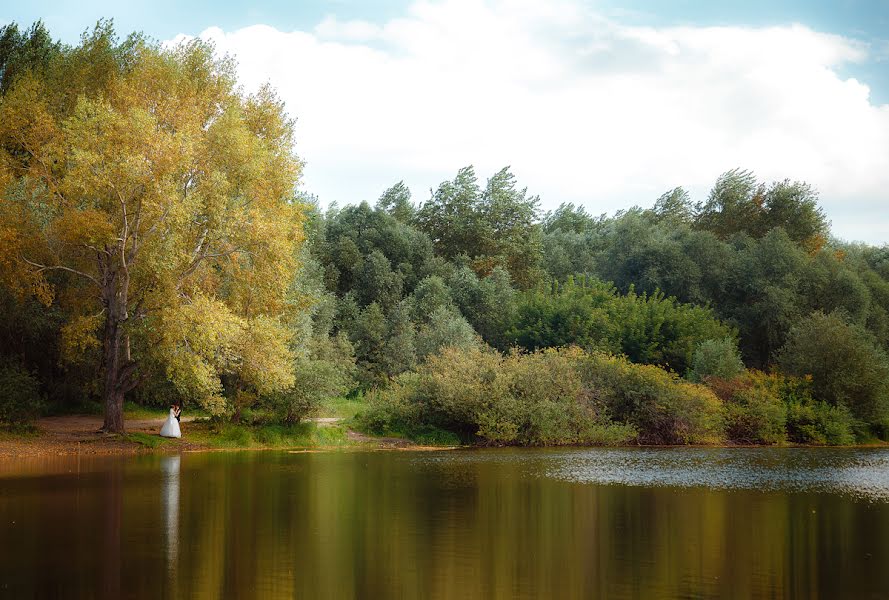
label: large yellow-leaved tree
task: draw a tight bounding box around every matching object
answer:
[0,23,304,432]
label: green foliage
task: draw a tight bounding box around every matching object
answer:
[318,202,435,299]
[359,346,729,446]
[446,266,516,348]
[687,338,745,382]
[0,360,44,424]
[785,401,855,446]
[376,181,415,223]
[264,333,356,424]
[415,166,542,287]
[579,353,724,444]
[415,308,480,361]
[694,170,828,249]
[722,384,787,445]
[510,277,735,374]
[777,312,889,427]
[355,373,423,436]
[0,20,61,93]
[706,371,856,445]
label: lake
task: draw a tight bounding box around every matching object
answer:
[1,447,888,599]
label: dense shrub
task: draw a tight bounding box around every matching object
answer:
[724,388,786,445]
[356,346,637,446]
[777,312,889,428]
[264,334,356,423]
[707,370,857,445]
[578,353,724,444]
[356,373,423,435]
[0,361,44,424]
[358,345,724,446]
[687,338,745,382]
[785,401,855,446]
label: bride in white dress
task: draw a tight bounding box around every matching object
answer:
[160,404,181,438]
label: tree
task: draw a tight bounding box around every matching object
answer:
[0,24,304,431]
[694,169,828,249]
[376,181,414,223]
[416,308,479,361]
[777,312,889,427]
[0,21,61,93]
[687,338,745,382]
[416,166,542,287]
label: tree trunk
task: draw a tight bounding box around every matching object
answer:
[100,270,130,434]
[101,314,126,433]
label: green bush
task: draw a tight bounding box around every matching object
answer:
[777,311,889,428]
[264,334,356,423]
[687,338,745,382]
[356,346,637,446]
[578,353,724,444]
[706,370,856,445]
[355,373,422,436]
[723,385,787,445]
[785,401,855,445]
[0,361,44,424]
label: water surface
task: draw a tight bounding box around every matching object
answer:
[1,447,888,599]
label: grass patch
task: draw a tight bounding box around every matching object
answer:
[409,425,462,446]
[124,432,168,449]
[0,422,40,437]
[316,396,366,420]
[188,421,353,449]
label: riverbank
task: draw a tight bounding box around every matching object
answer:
[2,413,885,458]
[0,414,428,458]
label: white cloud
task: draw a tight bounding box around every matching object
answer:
[171,0,889,243]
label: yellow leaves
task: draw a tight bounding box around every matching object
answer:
[236,315,296,396]
[60,314,101,364]
[51,208,115,248]
[0,74,56,147]
[157,295,295,415]
[0,27,309,412]
[0,221,53,305]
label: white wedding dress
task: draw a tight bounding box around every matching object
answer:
[160,408,181,438]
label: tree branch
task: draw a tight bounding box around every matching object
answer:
[20,256,102,288]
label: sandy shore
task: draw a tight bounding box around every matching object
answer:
[0,415,206,458]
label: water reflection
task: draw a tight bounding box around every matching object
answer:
[0,448,887,599]
[544,448,889,501]
[162,455,180,583]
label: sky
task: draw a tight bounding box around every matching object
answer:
[3,1,889,243]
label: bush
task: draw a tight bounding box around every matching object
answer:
[707,370,856,445]
[687,338,745,382]
[723,387,787,445]
[264,334,356,423]
[355,373,422,436]
[0,361,44,424]
[777,312,889,428]
[785,401,855,445]
[356,346,637,446]
[578,353,724,444]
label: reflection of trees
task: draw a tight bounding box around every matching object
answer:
[137,452,889,598]
[3,452,889,597]
[101,462,122,600]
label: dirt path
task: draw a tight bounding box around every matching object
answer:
[0,415,207,458]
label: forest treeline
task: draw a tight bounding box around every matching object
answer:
[1,21,888,444]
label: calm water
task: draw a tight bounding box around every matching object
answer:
[1,448,888,599]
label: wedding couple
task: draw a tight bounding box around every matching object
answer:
[160,403,182,438]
